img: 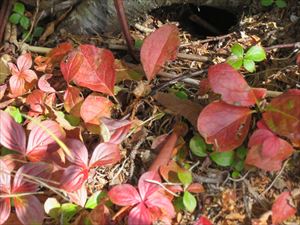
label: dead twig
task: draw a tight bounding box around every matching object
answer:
[145,179,179,197]
[265,42,300,51]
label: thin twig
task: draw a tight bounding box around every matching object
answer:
[265,42,300,51]
[260,159,289,197]
[0,191,44,198]
[145,179,179,197]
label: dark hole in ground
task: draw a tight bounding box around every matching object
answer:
[150,4,238,37]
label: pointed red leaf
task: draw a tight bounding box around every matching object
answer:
[26,90,45,114]
[68,183,87,207]
[9,75,26,97]
[65,139,88,167]
[14,195,44,225]
[60,165,88,192]
[252,88,267,101]
[194,216,213,225]
[141,24,180,81]
[145,192,175,219]
[272,192,296,225]
[12,162,53,193]
[89,143,121,168]
[47,42,73,64]
[187,183,205,194]
[63,85,83,114]
[245,128,293,171]
[208,63,258,107]
[26,120,66,161]
[60,50,84,83]
[38,74,56,93]
[138,171,161,201]
[263,89,300,147]
[128,202,152,225]
[72,45,115,95]
[0,110,26,154]
[0,160,11,193]
[197,101,252,151]
[108,184,141,206]
[0,198,11,225]
[80,94,113,125]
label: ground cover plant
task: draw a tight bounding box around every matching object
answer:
[0,1,299,224]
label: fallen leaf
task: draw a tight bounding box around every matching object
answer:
[272,192,296,225]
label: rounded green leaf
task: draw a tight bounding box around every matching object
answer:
[85,191,107,209]
[236,146,247,159]
[13,2,25,15]
[175,90,189,100]
[33,26,44,37]
[174,196,185,211]
[231,43,244,58]
[178,169,193,186]
[261,0,274,6]
[9,13,21,24]
[275,0,287,8]
[233,160,244,172]
[44,197,61,219]
[189,135,207,157]
[244,45,266,62]
[227,55,243,70]
[20,16,30,30]
[183,191,197,212]
[5,106,23,123]
[231,171,240,179]
[60,203,79,225]
[210,151,234,167]
[243,59,256,72]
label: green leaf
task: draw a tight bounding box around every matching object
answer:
[175,90,189,100]
[261,0,274,6]
[13,2,25,15]
[65,114,80,126]
[183,191,197,212]
[19,16,30,30]
[9,13,21,24]
[233,160,244,172]
[227,55,243,70]
[177,169,193,186]
[231,171,240,179]
[243,59,256,72]
[210,151,234,167]
[1,146,20,156]
[134,39,144,49]
[236,146,247,159]
[275,0,287,8]
[33,26,44,37]
[174,196,185,211]
[5,106,23,123]
[85,191,107,209]
[244,45,266,62]
[44,198,61,219]
[60,203,79,225]
[189,135,207,157]
[21,31,32,42]
[231,43,244,58]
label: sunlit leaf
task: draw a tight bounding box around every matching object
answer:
[183,191,197,212]
[210,151,234,167]
[189,135,207,157]
[272,192,296,224]
[244,45,266,62]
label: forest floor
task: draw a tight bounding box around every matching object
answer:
[1,0,300,225]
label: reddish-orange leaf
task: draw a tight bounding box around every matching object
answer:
[208,63,264,107]
[187,183,205,193]
[245,128,294,171]
[72,45,116,95]
[272,192,296,225]
[60,50,84,83]
[38,74,56,93]
[47,42,73,64]
[64,85,83,114]
[263,89,300,147]
[197,101,252,151]
[141,24,180,81]
[80,94,113,125]
[26,90,46,114]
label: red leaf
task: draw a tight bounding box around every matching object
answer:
[60,165,88,192]
[141,24,180,81]
[12,162,53,193]
[245,128,294,171]
[88,202,111,225]
[197,101,252,151]
[26,90,45,114]
[128,202,152,225]
[68,183,87,207]
[0,160,11,193]
[65,138,88,168]
[108,184,141,206]
[89,143,121,168]
[263,89,300,147]
[0,198,11,225]
[272,192,296,224]
[187,183,205,193]
[0,84,7,101]
[72,45,115,95]
[252,88,267,101]
[47,42,73,65]
[80,94,113,125]
[63,85,83,114]
[26,120,66,161]
[198,78,210,96]
[208,63,258,107]
[194,216,213,225]
[38,74,56,93]
[60,50,84,83]
[0,110,26,154]
[14,195,44,225]
[138,171,161,201]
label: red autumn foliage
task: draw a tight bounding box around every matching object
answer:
[26,89,56,116]
[63,85,83,115]
[197,101,252,151]
[37,74,56,93]
[272,192,296,224]
[194,216,213,225]
[141,24,180,81]
[8,53,37,97]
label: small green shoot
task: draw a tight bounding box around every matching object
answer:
[260,0,287,8]
[183,191,197,212]
[9,2,31,30]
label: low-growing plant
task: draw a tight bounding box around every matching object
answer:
[260,0,287,8]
